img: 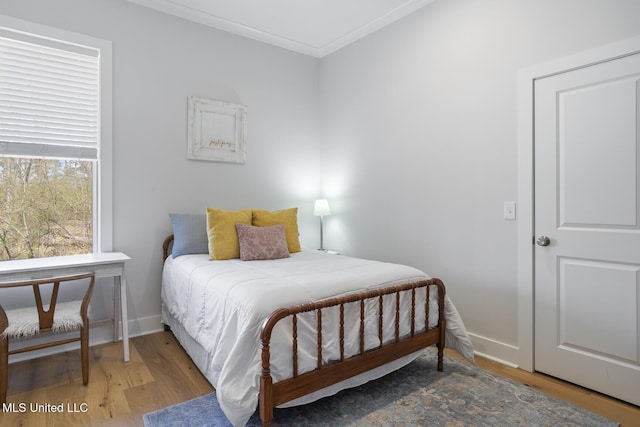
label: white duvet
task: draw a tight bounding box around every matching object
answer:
[161,249,474,426]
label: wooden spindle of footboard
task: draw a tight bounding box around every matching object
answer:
[378,295,384,349]
[261,308,289,427]
[395,292,400,343]
[359,300,365,355]
[425,285,430,332]
[339,304,345,362]
[411,288,416,337]
[260,337,273,427]
[292,314,298,378]
[317,308,322,370]
[436,280,446,372]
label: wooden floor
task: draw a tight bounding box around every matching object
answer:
[3,331,639,426]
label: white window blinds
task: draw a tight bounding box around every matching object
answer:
[0,31,100,160]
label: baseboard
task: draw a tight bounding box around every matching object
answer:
[117,313,165,340]
[468,332,519,368]
[7,314,164,364]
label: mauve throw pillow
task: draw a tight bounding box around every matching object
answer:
[235,223,290,261]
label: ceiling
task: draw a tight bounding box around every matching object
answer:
[126,0,436,57]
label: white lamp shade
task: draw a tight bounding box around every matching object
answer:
[313,199,331,216]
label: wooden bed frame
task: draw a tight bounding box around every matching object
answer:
[162,234,446,427]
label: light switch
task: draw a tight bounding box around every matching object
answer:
[504,202,516,220]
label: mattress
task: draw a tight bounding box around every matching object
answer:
[161,249,474,426]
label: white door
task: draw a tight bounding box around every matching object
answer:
[534,52,640,405]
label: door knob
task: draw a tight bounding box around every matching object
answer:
[536,236,551,246]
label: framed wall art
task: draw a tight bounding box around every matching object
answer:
[187,96,247,163]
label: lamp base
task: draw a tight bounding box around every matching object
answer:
[317,249,340,255]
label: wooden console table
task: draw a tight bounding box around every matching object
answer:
[0,252,131,361]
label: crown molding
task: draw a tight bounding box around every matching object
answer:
[127,0,434,58]
[317,0,435,57]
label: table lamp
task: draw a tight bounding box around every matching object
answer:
[313,199,331,251]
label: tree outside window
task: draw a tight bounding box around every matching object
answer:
[0,157,93,260]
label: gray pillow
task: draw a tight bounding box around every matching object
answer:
[169,213,208,258]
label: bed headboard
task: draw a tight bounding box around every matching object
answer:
[162,234,174,262]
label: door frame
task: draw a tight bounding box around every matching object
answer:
[516,34,640,372]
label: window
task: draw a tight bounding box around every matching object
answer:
[0,15,112,260]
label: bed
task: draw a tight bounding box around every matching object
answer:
[160,210,473,426]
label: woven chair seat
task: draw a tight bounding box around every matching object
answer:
[2,300,84,339]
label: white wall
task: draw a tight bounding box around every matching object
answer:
[1,0,322,342]
[319,0,640,363]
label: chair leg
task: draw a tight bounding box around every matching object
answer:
[81,326,89,385]
[1,336,8,403]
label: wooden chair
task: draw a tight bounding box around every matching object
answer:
[0,272,95,403]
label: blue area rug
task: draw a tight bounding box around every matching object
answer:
[143,349,618,426]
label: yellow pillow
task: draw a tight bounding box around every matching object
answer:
[206,208,252,260]
[252,208,301,253]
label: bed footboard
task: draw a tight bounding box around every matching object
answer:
[259,278,446,427]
